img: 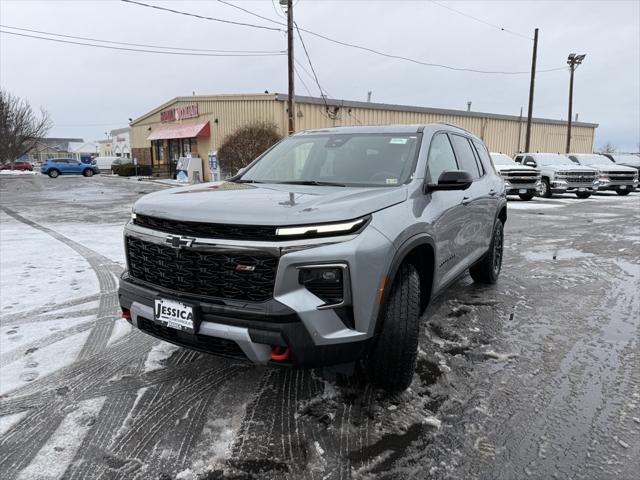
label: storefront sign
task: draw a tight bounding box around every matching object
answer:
[160,104,199,122]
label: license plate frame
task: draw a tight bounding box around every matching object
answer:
[154,298,199,334]
[578,187,586,192]
[518,189,527,194]
[620,185,627,190]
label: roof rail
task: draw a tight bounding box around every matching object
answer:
[436,122,472,134]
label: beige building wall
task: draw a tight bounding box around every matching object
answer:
[130,93,597,180]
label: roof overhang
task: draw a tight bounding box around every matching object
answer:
[146,121,210,141]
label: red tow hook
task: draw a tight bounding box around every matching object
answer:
[271,346,291,361]
[121,309,132,322]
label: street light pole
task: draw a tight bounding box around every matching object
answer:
[566,53,586,153]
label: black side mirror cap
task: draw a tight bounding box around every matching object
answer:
[425,170,473,192]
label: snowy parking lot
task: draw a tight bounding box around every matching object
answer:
[1,174,639,480]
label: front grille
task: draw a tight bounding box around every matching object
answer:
[134,214,277,241]
[558,171,597,184]
[602,172,636,182]
[126,236,278,302]
[139,317,247,359]
[501,170,540,185]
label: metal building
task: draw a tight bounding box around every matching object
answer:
[129,93,598,179]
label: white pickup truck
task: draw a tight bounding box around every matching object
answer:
[567,154,638,196]
[490,153,541,201]
[514,153,599,199]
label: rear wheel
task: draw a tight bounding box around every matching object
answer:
[365,263,420,392]
[518,192,535,201]
[469,220,504,284]
[616,188,631,196]
[48,169,60,178]
[576,192,591,199]
[539,178,552,198]
[83,168,94,177]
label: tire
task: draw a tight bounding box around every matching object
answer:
[469,220,504,284]
[616,189,630,196]
[575,192,591,199]
[539,178,552,198]
[48,169,60,178]
[365,263,421,393]
[518,192,535,201]
[83,168,94,177]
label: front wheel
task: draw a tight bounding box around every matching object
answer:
[48,169,60,178]
[518,192,535,201]
[576,192,591,199]
[469,220,504,284]
[83,168,94,177]
[539,178,552,198]
[365,263,420,393]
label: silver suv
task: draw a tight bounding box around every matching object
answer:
[118,124,507,392]
[514,152,599,198]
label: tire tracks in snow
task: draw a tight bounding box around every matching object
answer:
[1,207,122,359]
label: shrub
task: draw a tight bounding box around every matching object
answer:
[112,164,152,177]
[218,122,282,175]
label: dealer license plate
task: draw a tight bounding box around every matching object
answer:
[519,189,527,194]
[154,298,195,333]
[620,185,627,190]
[578,187,586,192]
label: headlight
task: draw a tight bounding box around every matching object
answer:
[298,263,351,308]
[131,212,137,221]
[276,216,369,238]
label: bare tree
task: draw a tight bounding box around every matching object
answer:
[218,122,282,176]
[0,89,53,162]
[596,142,616,154]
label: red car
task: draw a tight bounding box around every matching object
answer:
[0,161,33,171]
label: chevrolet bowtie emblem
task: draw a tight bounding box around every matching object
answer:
[165,235,195,249]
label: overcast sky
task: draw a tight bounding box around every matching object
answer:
[1,0,638,151]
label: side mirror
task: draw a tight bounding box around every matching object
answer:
[427,170,473,192]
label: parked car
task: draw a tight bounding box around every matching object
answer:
[514,153,598,198]
[0,161,33,171]
[490,153,541,200]
[567,153,638,195]
[602,153,640,175]
[93,156,121,173]
[40,158,100,178]
[119,124,507,392]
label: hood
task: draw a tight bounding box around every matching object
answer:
[542,164,597,172]
[495,164,537,172]
[133,182,408,225]
[583,163,638,173]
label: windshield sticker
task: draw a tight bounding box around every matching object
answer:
[389,138,408,145]
[386,178,399,184]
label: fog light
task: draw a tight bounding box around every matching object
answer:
[298,264,350,308]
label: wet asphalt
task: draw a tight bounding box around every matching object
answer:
[0,174,638,480]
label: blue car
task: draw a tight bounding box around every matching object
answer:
[41,158,100,178]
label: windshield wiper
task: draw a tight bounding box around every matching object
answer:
[233,179,264,184]
[276,180,347,187]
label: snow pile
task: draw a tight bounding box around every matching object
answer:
[143,342,180,372]
[0,170,37,176]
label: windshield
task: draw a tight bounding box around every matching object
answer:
[490,153,516,165]
[574,154,612,165]
[535,154,572,166]
[238,133,420,187]
[612,154,640,164]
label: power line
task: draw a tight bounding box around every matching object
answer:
[121,0,564,75]
[293,22,329,109]
[121,0,284,32]
[0,25,284,54]
[0,30,285,57]
[216,0,285,26]
[294,67,313,98]
[429,1,533,41]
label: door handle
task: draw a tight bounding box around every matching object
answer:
[462,196,472,205]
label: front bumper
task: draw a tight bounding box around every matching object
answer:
[596,179,638,191]
[550,180,598,194]
[119,276,369,368]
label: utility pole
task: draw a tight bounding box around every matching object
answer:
[283,0,295,135]
[566,53,586,153]
[524,28,538,153]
